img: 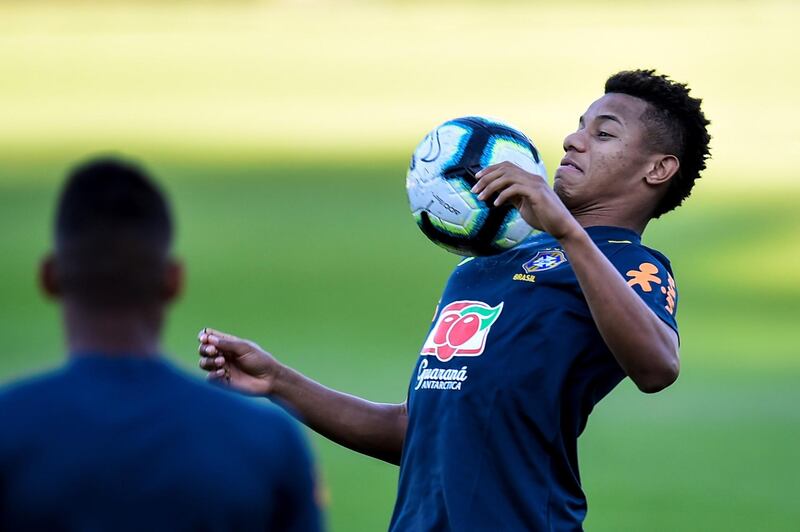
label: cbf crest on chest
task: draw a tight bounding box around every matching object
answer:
[522,249,568,272]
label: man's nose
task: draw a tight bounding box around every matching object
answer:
[563,130,586,153]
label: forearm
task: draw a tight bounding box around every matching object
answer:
[271,364,407,465]
[559,228,679,392]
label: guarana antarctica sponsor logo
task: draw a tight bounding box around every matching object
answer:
[414,359,469,391]
[415,300,503,391]
[421,300,503,362]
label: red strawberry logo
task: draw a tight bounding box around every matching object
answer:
[421,300,503,361]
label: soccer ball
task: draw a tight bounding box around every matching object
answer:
[406,116,547,257]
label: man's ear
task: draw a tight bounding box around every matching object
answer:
[645,154,680,186]
[39,254,61,300]
[162,259,184,303]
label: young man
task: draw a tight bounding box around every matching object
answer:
[0,159,321,531]
[198,69,711,530]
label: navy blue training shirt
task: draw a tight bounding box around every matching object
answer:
[0,355,321,532]
[390,226,678,531]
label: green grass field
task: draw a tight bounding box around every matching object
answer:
[2,159,798,530]
[1,1,799,530]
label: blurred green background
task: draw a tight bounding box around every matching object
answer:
[1,1,798,530]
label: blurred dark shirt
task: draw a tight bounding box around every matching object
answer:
[0,354,321,532]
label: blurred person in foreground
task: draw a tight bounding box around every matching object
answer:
[199,70,711,531]
[0,158,321,532]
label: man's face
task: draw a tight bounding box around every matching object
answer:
[554,93,654,210]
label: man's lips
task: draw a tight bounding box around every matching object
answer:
[557,157,583,173]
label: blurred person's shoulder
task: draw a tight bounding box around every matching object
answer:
[158,359,310,453]
[0,365,78,452]
[159,359,284,418]
[160,360,317,499]
[0,364,74,413]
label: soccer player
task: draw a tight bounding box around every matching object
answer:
[198,69,711,530]
[0,158,321,531]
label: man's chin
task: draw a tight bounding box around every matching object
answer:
[554,180,579,210]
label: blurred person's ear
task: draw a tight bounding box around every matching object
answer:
[39,254,60,300]
[162,259,184,304]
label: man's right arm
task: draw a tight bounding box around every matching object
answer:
[198,329,408,465]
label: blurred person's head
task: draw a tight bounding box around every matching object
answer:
[40,157,182,353]
[555,69,711,226]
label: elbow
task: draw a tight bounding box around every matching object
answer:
[631,351,680,394]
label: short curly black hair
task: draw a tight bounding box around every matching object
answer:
[605,69,711,218]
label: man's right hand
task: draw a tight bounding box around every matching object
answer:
[198,328,281,397]
[198,327,408,464]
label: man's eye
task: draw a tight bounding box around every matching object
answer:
[597,131,613,138]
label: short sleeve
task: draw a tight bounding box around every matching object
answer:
[607,244,679,335]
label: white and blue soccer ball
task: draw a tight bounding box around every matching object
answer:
[406,116,547,257]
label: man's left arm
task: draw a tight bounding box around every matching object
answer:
[557,231,679,392]
[473,162,679,393]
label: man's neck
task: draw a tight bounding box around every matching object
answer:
[63,300,164,357]
[570,203,650,235]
